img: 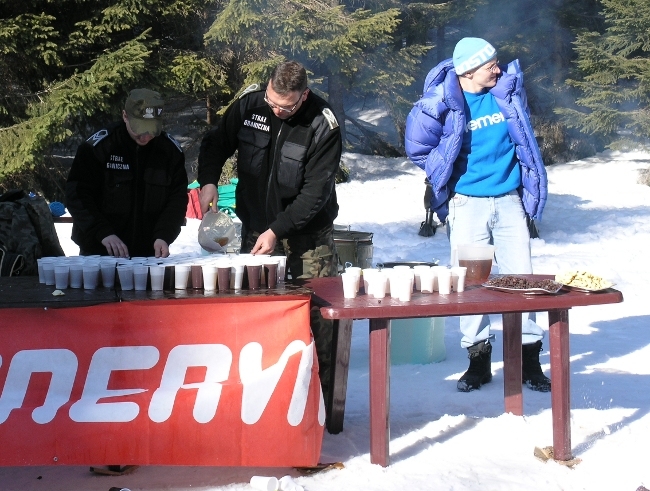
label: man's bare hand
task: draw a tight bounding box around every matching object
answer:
[199,183,219,214]
[101,234,129,258]
[153,239,170,258]
[251,229,277,255]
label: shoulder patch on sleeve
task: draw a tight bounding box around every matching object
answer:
[322,108,339,130]
[166,133,183,152]
[87,129,109,147]
[238,83,262,99]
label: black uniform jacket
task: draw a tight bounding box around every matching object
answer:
[65,122,188,257]
[197,85,341,238]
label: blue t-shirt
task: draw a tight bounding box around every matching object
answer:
[451,90,520,197]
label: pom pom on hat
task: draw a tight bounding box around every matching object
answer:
[453,37,497,75]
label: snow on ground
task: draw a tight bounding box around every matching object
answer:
[3,150,650,491]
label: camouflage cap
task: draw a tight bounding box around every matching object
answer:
[124,88,164,136]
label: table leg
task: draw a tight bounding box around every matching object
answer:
[326,318,353,434]
[369,318,390,467]
[548,309,572,461]
[502,312,523,415]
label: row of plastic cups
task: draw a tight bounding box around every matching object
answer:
[341,265,468,300]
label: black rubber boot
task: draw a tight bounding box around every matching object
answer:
[457,340,493,392]
[522,340,551,392]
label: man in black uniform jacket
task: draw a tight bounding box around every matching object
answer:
[197,60,342,401]
[66,89,188,258]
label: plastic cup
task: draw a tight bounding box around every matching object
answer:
[133,265,149,291]
[419,267,435,293]
[202,265,217,291]
[246,264,262,290]
[163,264,175,290]
[149,264,165,291]
[37,257,55,284]
[174,264,190,290]
[365,270,387,298]
[117,264,134,290]
[191,264,203,289]
[230,263,245,290]
[217,266,231,292]
[341,272,358,299]
[451,266,467,292]
[275,256,287,283]
[100,263,116,288]
[413,265,431,291]
[437,267,452,295]
[69,264,84,288]
[391,272,413,301]
[43,262,56,286]
[82,264,99,289]
[432,265,447,292]
[54,265,70,289]
[457,244,495,282]
[361,268,378,295]
[250,476,279,491]
[264,262,278,289]
[344,266,361,292]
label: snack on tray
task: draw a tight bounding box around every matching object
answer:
[484,275,562,292]
[555,270,613,290]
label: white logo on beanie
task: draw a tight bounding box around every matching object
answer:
[453,38,497,75]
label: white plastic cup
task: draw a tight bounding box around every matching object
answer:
[117,264,134,290]
[341,272,358,299]
[82,264,99,289]
[202,264,218,291]
[275,255,287,283]
[230,263,245,290]
[133,265,149,291]
[174,264,190,290]
[437,267,452,295]
[392,272,413,302]
[100,263,116,288]
[37,257,56,283]
[371,271,388,299]
[43,262,56,286]
[362,268,378,295]
[345,266,362,292]
[149,264,165,291]
[419,267,435,293]
[250,476,279,491]
[69,264,84,288]
[279,475,304,491]
[451,266,467,292]
[54,265,70,289]
[432,265,447,292]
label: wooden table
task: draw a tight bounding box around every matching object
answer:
[303,275,624,467]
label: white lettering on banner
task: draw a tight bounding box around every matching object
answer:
[69,346,160,423]
[465,112,505,132]
[148,344,232,423]
[0,349,77,424]
[0,341,319,425]
[240,340,313,426]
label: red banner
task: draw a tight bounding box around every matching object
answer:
[0,296,324,466]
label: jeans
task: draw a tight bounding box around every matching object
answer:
[446,191,545,348]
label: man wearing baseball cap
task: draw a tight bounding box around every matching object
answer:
[405,38,550,393]
[66,89,188,258]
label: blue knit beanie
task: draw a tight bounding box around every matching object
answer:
[453,37,497,75]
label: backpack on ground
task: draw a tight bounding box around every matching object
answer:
[0,189,65,276]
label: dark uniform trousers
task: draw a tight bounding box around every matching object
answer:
[241,225,338,401]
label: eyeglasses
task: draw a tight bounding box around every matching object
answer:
[264,90,305,114]
[483,60,500,74]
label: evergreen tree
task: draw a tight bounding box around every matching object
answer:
[0,0,226,188]
[204,0,440,148]
[557,0,650,149]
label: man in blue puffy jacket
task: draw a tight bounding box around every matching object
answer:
[405,37,550,392]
